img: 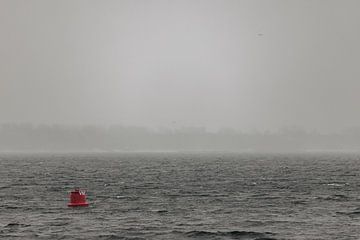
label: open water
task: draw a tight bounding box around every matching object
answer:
[1,152,360,239]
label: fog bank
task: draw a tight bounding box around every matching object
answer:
[1,124,360,152]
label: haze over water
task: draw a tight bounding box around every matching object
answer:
[1,0,360,133]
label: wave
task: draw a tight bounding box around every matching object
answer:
[4,222,31,228]
[337,207,360,216]
[97,234,124,239]
[316,194,350,201]
[97,234,146,240]
[185,230,276,239]
[326,183,349,187]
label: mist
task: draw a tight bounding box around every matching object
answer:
[1,123,360,152]
[1,0,360,150]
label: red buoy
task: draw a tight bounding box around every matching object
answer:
[68,188,89,207]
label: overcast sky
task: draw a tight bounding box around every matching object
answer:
[1,0,359,133]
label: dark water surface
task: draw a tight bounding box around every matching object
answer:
[1,152,360,239]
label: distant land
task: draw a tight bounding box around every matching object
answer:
[0,124,360,152]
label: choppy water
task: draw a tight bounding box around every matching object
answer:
[1,152,360,239]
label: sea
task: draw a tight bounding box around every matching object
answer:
[1,152,360,240]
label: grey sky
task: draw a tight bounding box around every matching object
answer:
[1,0,359,132]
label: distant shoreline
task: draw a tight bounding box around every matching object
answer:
[1,149,360,154]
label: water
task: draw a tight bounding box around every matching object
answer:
[1,152,360,239]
